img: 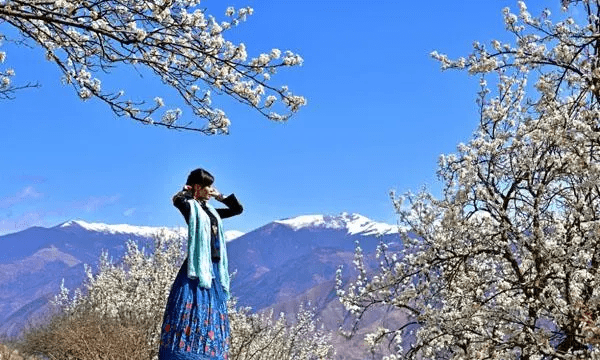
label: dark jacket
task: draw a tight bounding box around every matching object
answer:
[173,191,243,261]
[172,191,244,224]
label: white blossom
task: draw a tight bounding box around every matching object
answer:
[265,95,276,108]
[270,48,281,59]
[52,230,334,359]
[339,1,600,358]
[161,108,182,125]
[0,0,305,134]
[78,88,91,100]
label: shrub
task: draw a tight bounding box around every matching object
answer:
[229,299,334,360]
[20,311,150,360]
[19,228,335,359]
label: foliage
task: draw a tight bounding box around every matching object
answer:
[229,299,334,360]
[20,311,152,360]
[0,0,306,134]
[0,343,23,360]
[338,1,600,359]
[49,228,185,359]
[33,229,332,359]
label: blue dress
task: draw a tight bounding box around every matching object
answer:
[159,260,230,360]
[159,192,242,360]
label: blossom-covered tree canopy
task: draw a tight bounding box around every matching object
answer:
[338,1,600,359]
[51,231,333,360]
[0,0,306,134]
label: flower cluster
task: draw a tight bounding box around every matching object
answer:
[339,1,600,358]
[0,1,306,133]
[0,43,38,99]
[52,230,189,359]
[53,228,334,359]
[228,299,334,360]
[53,229,186,339]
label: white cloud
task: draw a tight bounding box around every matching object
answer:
[0,211,45,235]
[72,195,121,213]
[16,174,47,184]
[0,186,43,209]
[123,208,136,217]
[0,191,122,235]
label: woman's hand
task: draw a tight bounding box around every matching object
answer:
[183,184,224,201]
[209,187,225,201]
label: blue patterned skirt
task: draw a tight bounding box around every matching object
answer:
[159,260,230,360]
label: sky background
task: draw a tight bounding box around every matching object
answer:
[0,1,564,235]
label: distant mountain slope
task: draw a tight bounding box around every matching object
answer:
[0,220,184,265]
[0,220,185,338]
[0,213,404,359]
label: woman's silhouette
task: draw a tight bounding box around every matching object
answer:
[159,168,243,360]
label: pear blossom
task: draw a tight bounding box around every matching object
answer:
[0,0,305,134]
[340,1,600,358]
[51,230,334,359]
[265,95,276,108]
[161,108,182,126]
[270,48,281,59]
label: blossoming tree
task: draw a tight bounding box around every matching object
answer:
[337,1,600,358]
[48,230,333,360]
[0,0,305,134]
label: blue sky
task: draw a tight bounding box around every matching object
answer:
[0,1,561,235]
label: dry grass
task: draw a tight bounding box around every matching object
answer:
[0,342,33,360]
[0,344,20,360]
[19,310,155,360]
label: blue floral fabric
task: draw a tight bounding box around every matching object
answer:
[159,260,230,360]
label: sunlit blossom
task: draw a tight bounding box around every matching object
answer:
[340,1,600,358]
[53,230,334,358]
[0,0,305,134]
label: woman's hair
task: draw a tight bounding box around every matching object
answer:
[186,168,214,188]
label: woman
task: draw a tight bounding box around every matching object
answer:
[159,168,243,360]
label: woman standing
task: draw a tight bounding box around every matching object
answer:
[159,168,243,360]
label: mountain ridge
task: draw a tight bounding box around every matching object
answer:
[274,212,401,236]
[0,212,404,359]
[49,212,400,239]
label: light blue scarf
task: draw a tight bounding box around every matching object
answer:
[187,199,230,299]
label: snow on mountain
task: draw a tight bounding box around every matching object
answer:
[274,212,400,236]
[224,230,245,242]
[0,213,404,357]
[57,213,395,242]
[57,219,186,238]
[57,220,247,242]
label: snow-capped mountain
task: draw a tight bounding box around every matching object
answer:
[57,220,244,242]
[226,213,402,310]
[274,212,399,236]
[0,213,403,359]
[224,230,245,241]
[58,219,186,237]
[0,220,190,338]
